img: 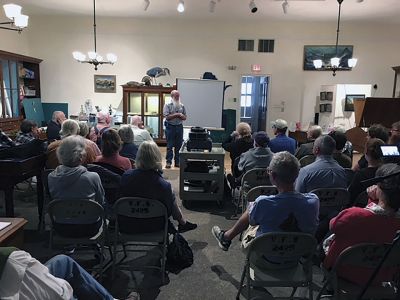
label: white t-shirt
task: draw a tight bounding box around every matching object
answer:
[0,251,73,300]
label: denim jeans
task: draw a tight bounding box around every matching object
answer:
[165,124,183,164]
[45,255,113,300]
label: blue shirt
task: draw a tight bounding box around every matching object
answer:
[269,134,296,154]
[295,155,347,193]
[249,192,319,237]
[163,103,186,126]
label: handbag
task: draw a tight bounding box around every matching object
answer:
[166,233,194,273]
[240,225,259,252]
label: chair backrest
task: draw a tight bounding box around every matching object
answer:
[113,197,168,234]
[87,164,121,205]
[246,185,278,203]
[42,168,55,197]
[310,188,350,213]
[241,168,271,190]
[344,168,355,186]
[299,155,316,167]
[247,232,317,267]
[93,161,124,175]
[48,199,104,225]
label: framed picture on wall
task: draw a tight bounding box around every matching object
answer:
[320,92,327,100]
[94,75,116,93]
[326,92,333,101]
[345,94,365,111]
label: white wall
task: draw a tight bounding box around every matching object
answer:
[3,16,400,133]
[0,28,30,55]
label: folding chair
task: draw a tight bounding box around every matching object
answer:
[39,168,55,231]
[48,199,107,277]
[316,242,400,300]
[237,232,317,300]
[112,197,169,284]
[234,168,271,216]
[244,185,278,207]
[310,188,350,216]
[299,155,316,167]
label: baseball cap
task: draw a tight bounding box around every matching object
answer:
[271,119,288,130]
[253,131,270,147]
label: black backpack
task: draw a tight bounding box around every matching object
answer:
[166,233,194,274]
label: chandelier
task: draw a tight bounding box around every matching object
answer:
[72,0,117,71]
[0,4,29,33]
[313,0,357,76]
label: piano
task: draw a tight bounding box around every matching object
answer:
[0,154,45,221]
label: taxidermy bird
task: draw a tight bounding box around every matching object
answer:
[146,67,170,84]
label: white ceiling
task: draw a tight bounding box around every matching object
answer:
[4,0,400,23]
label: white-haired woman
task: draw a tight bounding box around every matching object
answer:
[118,125,138,160]
[119,141,197,233]
[48,135,104,205]
[46,119,97,169]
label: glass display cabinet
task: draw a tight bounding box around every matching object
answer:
[122,85,173,144]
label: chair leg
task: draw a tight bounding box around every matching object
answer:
[246,265,251,300]
[161,243,167,284]
[236,265,246,300]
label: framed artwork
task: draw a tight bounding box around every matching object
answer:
[345,94,365,111]
[320,92,327,101]
[94,75,116,93]
[304,45,354,71]
[320,103,332,113]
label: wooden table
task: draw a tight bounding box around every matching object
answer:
[0,154,45,219]
[0,218,27,248]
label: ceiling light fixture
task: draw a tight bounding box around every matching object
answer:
[249,0,258,13]
[0,4,29,33]
[282,0,289,14]
[209,0,216,13]
[177,0,185,13]
[72,0,117,71]
[143,0,150,11]
[313,0,357,76]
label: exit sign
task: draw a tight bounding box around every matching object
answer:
[251,64,261,73]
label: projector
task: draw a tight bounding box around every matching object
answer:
[186,127,212,152]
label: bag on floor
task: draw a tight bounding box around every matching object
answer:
[166,233,193,273]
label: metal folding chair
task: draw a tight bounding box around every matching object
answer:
[299,155,316,168]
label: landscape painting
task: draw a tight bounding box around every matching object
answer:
[94,75,116,93]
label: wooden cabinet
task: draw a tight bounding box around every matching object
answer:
[122,85,173,144]
[393,66,400,98]
[0,50,42,134]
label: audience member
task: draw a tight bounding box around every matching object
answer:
[295,135,347,193]
[46,119,97,169]
[94,111,112,146]
[0,248,139,299]
[328,130,352,168]
[389,121,400,147]
[323,163,400,285]
[222,122,253,173]
[15,119,40,144]
[119,141,197,233]
[48,135,105,205]
[118,125,138,160]
[130,115,153,147]
[353,124,389,171]
[96,128,132,172]
[348,138,384,206]
[212,151,319,251]
[331,126,353,159]
[295,125,322,159]
[47,111,66,141]
[269,119,296,154]
[79,121,101,156]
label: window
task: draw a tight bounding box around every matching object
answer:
[1,59,19,118]
[240,76,253,118]
[258,39,275,53]
[238,40,254,52]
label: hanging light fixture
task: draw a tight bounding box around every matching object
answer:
[0,4,29,33]
[282,0,289,14]
[177,0,185,13]
[313,0,357,76]
[72,0,117,71]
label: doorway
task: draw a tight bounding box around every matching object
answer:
[240,75,269,132]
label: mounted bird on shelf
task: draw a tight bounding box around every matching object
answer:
[142,67,171,86]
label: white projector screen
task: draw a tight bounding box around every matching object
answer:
[176,78,225,129]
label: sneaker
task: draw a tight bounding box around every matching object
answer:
[212,226,231,251]
[165,162,172,169]
[178,221,197,233]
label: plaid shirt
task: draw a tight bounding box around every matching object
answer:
[15,132,36,144]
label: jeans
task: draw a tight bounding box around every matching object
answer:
[165,124,183,164]
[45,255,114,300]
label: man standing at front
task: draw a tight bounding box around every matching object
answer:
[163,90,186,169]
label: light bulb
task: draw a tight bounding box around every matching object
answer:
[3,4,21,19]
[14,14,28,28]
[331,57,340,68]
[313,59,323,69]
[106,53,117,63]
[88,51,97,60]
[177,0,184,13]
[348,58,358,68]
